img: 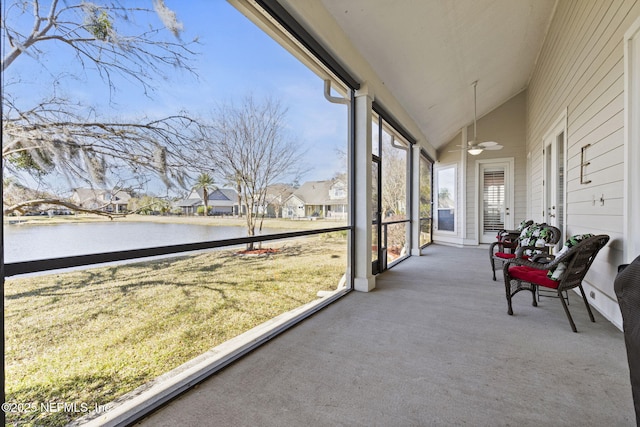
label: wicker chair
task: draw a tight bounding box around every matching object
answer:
[494,220,534,253]
[502,234,610,332]
[489,223,561,281]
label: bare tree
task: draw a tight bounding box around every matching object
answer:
[2,0,203,214]
[381,137,407,217]
[201,95,305,249]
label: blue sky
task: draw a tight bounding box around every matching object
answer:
[4,1,348,194]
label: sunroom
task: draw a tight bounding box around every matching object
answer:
[2,0,640,425]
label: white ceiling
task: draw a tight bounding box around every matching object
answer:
[317,0,557,149]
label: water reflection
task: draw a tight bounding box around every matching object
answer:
[4,222,278,263]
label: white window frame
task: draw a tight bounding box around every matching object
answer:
[434,164,458,234]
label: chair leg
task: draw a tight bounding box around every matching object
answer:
[491,257,497,281]
[578,284,596,323]
[559,290,578,332]
[531,285,538,307]
[505,279,513,315]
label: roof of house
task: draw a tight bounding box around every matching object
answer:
[265,183,295,202]
[191,188,237,202]
[213,188,238,201]
[289,180,346,205]
[178,188,238,208]
[73,188,131,204]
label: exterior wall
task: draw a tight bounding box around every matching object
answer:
[527,0,640,328]
[283,196,305,219]
[434,91,528,246]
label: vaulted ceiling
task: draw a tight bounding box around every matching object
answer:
[311,0,557,149]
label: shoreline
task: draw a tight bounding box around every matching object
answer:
[3,213,347,230]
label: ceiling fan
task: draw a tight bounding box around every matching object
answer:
[454,81,504,156]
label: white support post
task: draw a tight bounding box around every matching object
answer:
[354,84,375,292]
[411,145,422,256]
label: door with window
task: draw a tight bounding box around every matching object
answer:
[543,117,567,242]
[478,160,514,244]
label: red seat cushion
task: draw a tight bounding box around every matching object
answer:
[495,252,530,260]
[495,252,516,259]
[508,266,560,289]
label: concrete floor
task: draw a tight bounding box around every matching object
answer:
[137,244,636,426]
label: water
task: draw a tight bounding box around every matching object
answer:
[3,221,278,263]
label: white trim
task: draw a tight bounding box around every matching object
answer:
[474,158,516,244]
[542,109,568,242]
[624,16,640,263]
[460,127,468,239]
[354,83,375,291]
[411,146,423,255]
[526,151,533,221]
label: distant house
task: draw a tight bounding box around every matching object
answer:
[176,188,239,216]
[283,179,347,219]
[72,188,131,213]
[262,184,295,218]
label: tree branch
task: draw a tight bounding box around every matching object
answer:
[4,198,123,218]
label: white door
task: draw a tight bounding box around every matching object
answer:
[479,161,514,243]
[543,117,567,242]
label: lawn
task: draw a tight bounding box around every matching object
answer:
[4,233,347,426]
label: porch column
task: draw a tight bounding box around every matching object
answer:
[411,144,422,256]
[354,83,375,292]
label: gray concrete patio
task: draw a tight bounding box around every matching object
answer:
[137,244,636,426]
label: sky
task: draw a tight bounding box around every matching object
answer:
[3,0,349,196]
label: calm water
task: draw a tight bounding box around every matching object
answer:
[3,222,278,263]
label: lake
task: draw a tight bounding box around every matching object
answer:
[3,222,279,263]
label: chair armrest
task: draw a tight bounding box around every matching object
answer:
[506,247,574,271]
[531,254,555,264]
[489,240,506,254]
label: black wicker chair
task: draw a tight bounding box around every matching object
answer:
[615,255,640,425]
[502,234,610,332]
[491,220,534,256]
[490,223,561,281]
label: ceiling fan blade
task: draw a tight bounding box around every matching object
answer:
[478,141,499,148]
[483,144,504,150]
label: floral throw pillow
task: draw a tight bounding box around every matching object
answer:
[519,224,554,256]
[547,234,595,280]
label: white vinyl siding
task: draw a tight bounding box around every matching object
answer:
[527,0,640,327]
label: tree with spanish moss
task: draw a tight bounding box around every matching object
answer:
[2,0,204,216]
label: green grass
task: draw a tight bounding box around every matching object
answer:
[4,234,347,426]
